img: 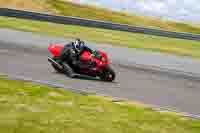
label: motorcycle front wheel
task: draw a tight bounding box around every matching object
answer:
[100,66,116,82]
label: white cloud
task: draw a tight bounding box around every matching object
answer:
[132,0,200,23]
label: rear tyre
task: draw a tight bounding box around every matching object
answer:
[51,57,63,73]
[51,63,63,73]
[100,66,116,82]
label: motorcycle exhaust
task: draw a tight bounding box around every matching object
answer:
[48,57,63,69]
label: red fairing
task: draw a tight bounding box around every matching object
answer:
[48,44,64,57]
[98,50,109,64]
[80,51,92,62]
[80,50,109,67]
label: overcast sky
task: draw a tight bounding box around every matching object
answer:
[69,0,200,24]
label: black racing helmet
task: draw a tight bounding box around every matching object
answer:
[74,38,85,51]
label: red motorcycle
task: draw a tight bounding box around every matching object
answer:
[47,44,116,82]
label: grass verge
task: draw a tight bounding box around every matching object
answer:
[1,0,200,34]
[0,76,200,133]
[48,0,200,34]
[1,16,200,58]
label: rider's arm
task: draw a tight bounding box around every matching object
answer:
[84,45,93,52]
[78,46,93,56]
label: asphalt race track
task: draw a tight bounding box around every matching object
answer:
[1,29,200,118]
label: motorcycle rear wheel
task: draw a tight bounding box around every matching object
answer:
[51,57,63,73]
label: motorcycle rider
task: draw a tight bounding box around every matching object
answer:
[57,38,96,77]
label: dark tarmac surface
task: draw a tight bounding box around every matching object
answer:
[1,47,200,117]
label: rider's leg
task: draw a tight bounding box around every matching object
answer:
[57,47,77,78]
[57,45,72,64]
[62,62,77,78]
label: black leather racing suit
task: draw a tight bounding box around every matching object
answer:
[59,42,95,71]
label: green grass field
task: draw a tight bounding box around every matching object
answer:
[1,0,200,34]
[0,76,200,133]
[1,16,200,58]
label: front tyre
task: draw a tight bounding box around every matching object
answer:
[100,66,116,82]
